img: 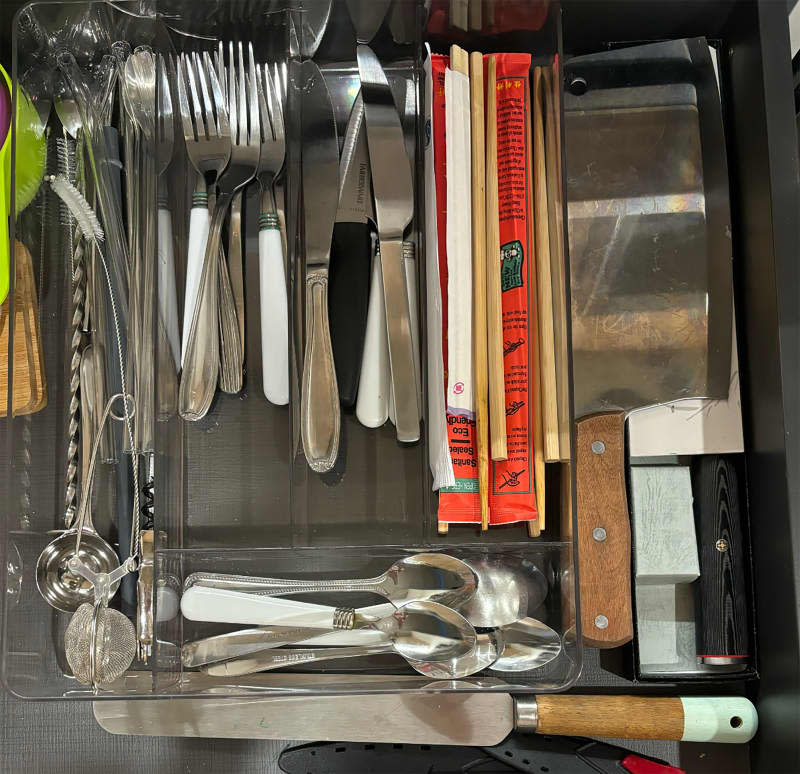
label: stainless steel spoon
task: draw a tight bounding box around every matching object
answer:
[489,618,563,672]
[202,601,478,678]
[184,553,478,609]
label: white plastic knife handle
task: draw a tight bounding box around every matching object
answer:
[356,240,390,428]
[181,586,338,627]
[158,205,180,369]
[181,187,210,367]
[259,212,289,405]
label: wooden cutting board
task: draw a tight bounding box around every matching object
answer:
[0,240,46,416]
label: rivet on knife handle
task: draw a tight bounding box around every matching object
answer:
[301,271,340,472]
[575,412,633,647]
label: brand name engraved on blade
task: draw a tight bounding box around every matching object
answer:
[356,161,368,206]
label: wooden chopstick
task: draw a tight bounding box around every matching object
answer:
[543,65,570,463]
[527,68,545,538]
[486,56,507,463]
[469,50,489,531]
[532,66,560,464]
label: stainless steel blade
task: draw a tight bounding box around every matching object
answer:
[299,0,333,58]
[346,0,393,43]
[95,685,515,745]
[356,45,413,239]
[566,40,733,419]
[357,44,419,442]
[337,91,373,224]
[301,60,339,269]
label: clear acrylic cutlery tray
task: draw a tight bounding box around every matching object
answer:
[3,0,580,699]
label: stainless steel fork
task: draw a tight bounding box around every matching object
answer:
[177,51,231,421]
[218,42,260,387]
[255,62,288,406]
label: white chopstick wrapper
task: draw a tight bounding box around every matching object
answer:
[181,586,389,646]
[445,67,473,416]
[425,50,455,489]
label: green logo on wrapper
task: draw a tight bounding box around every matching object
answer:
[441,479,480,494]
[501,240,524,291]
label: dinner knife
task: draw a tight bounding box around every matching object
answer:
[356,44,420,443]
[329,92,373,408]
[300,61,340,473]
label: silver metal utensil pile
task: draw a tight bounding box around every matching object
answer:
[179,553,563,678]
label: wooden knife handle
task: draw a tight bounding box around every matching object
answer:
[524,695,757,743]
[575,412,633,647]
[692,455,749,668]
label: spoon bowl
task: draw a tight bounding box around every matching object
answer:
[489,617,562,673]
[411,631,503,679]
[390,600,477,663]
[35,528,120,613]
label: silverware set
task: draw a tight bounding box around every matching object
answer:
[177,43,288,420]
[179,553,563,678]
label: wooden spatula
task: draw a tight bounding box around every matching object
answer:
[0,240,46,416]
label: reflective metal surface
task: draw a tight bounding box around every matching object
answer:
[184,552,478,608]
[356,44,418,442]
[336,91,373,225]
[490,618,562,673]
[202,600,477,678]
[35,528,120,613]
[345,0,392,43]
[300,59,340,473]
[298,0,332,58]
[566,39,732,417]
[460,557,537,628]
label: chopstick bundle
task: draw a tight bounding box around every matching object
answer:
[469,50,489,531]
[485,56,507,463]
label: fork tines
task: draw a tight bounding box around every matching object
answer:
[176,51,229,147]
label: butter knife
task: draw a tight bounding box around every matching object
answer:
[356,45,420,443]
[300,61,340,473]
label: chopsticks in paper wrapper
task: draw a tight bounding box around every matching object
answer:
[429,51,540,532]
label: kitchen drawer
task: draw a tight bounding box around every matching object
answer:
[0,1,797,771]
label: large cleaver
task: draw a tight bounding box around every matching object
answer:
[565,38,733,648]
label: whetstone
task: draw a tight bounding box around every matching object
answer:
[630,466,700,584]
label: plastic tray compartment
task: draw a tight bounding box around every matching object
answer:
[2,0,579,699]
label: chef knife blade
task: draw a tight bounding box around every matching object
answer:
[356,44,420,443]
[299,0,333,58]
[300,60,340,473]
[330,91,374,407]
[346,0,393,43]
[565,39,733,648]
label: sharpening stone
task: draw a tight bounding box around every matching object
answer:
[630,466,700,584]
